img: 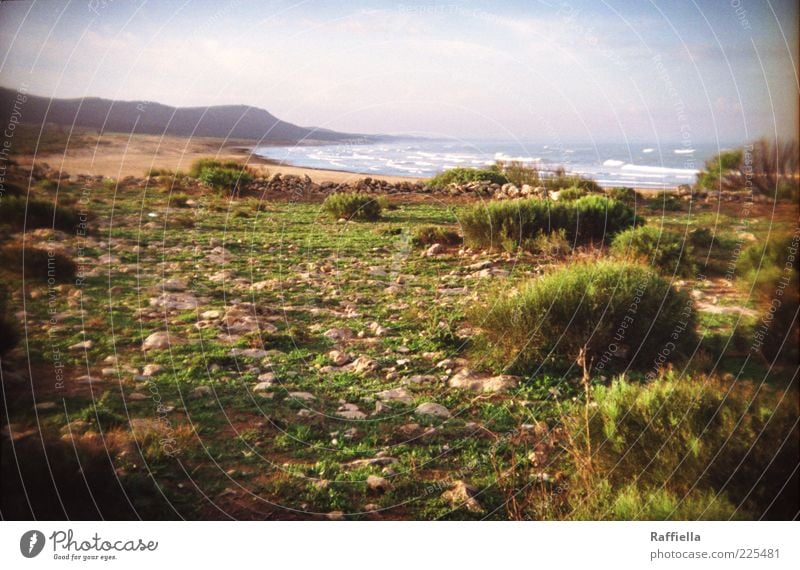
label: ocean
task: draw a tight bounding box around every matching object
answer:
[252,140,733,190]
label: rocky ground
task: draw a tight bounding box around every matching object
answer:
[1,167,793,520]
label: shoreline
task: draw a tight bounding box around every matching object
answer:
[13,130,678,193]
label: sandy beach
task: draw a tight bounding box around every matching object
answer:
[14,131,421,184]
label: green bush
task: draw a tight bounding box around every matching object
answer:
[608,187,638,204]
[542,168,603,193]
[188,158,241,178]
[650,190,682,211]
[556,186,587,201]
[473,261,696,372]
[611,225,695,276]
[737,233,799,364]
[427,167,508,188]
[0,245,77,281]
[460,195,639,250]
[0,196,82,232]
[566,376,799,519]
[494,160,541,187]
[689,227,715,248]
[411,225,462,248]
[322,192,382,221]
[570,481,740,521]
[198,167,253,195]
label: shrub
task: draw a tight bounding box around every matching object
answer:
[411,225,461,248]
[649,191,682,211]
[472,261,696,372]
[198,166,253,195]
[570,481,740,521]
[0,196,82,232]
[565,376,799,519]
[737,233,799,364]
[427,167,508,188]
[188,158,241,178]
[611,225,696,276]
[696,139,799,197]
[608,187,638,204]
[493,160,541,187]
[322,192,382,221]
[689,227,715,248]
[460,195,638,250]
[0,245,77,281]
[529,229,571,257]
[556,186,587,201]
[542,167,603,193]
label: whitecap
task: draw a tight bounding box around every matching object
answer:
[673,149,695,154]
[642,148,654,153]
[603,159,625,167]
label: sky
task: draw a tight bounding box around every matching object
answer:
[0,0,797,144]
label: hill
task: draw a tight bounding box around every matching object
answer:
[0,87,371,143]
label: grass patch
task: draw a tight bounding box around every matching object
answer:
[472,261,696,373]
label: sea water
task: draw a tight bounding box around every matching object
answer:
[253,139,737,189]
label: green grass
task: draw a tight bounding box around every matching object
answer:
[2,172,796,520]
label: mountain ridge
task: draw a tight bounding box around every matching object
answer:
[0,87,378,143]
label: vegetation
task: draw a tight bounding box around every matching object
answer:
[427,167,508,188]
[0,196,82,232]
[607,186,638,204]
[556,186,588,201]
[460,195,638,250]
[0,245,77,281]
[322,192,383,221]
[736,233,799,364]
[565,376,799,519]
[411,225,461,247]
[473,261,697,373]
[611,225,696,276]
[696,139,799,198]
[1,161,796,520]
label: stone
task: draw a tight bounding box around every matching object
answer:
[448,369,518,393]
[347,355,379,375]
[35,401,57,411]
[424,243,443,257]
[415,402,451,419]
[69,340,93,351]
[142,364,164,377]
[328,349,352,366]
[442,480,483,513]
[162,278,188,291]
[190,385,213,399]
[375,387,413,405]
[252,381,273,393]
[229,348,269,359]
[142,331,173,351]
[366,475,392,493]
[288,391,315,402]
[128,392,149,401]
[324,327,355,341]
[149,292,199,311]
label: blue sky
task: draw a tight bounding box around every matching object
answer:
[0,0,796,143]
